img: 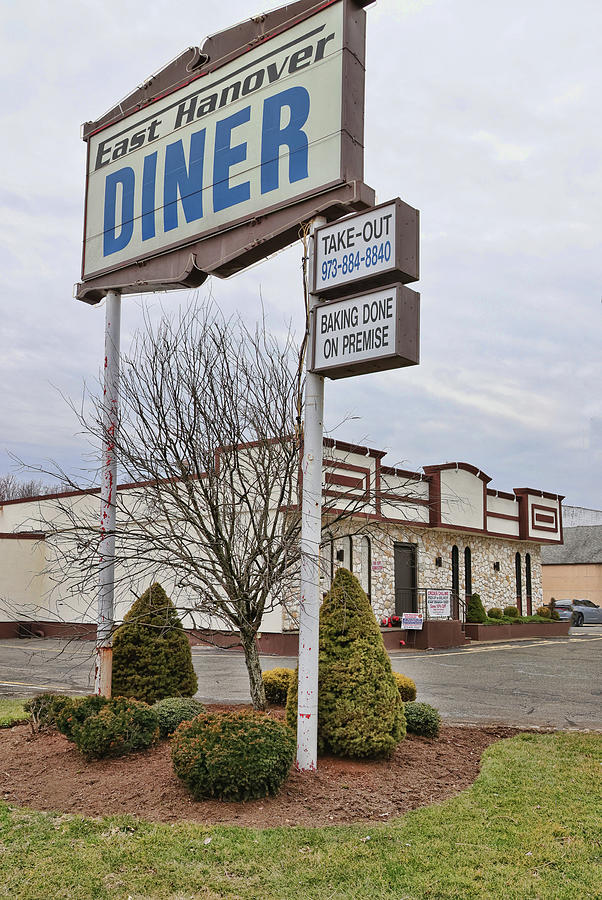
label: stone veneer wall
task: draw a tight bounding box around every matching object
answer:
[281,525,543,629]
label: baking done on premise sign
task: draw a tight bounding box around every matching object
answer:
[82,3,345,280]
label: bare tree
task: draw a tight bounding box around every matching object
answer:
[34,302,317,709]
[10,300,433,708]
[0,475,67,502]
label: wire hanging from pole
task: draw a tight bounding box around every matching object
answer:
[295,220,312,447]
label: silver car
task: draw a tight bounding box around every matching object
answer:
[553,598,602,626]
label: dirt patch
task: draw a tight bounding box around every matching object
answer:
[0,705,519,827]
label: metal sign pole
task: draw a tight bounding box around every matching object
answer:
[94,289,121,697]
[296,215,327,771]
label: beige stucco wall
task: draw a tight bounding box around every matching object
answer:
[542,564,602,607]
[0,538,50,621]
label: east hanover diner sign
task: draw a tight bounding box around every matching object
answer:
[77,0,376,303]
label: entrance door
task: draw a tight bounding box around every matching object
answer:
[394,542,417,615]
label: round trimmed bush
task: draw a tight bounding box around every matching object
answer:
[262,668,294,706]
[152,697,206,738]
[25,693,71,731]
[112,582,198,705]
[488,607,503,619]
[404,702,441,738]
[466,593,487,624]
[171,711,295,801]
[56,695,110,741]
[71,697,159,759]
[393,672,417,702]
[503,606,519,618]
[536,606,551,618]
[286,568,405,758]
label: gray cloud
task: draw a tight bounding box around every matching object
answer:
[0,0,600,507]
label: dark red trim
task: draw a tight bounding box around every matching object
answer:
[0,532,45,540]
[428,472,441,526]
[514,488,565,501]
[325,472,365,490]
[323,437,386,459]
[486,511,520,522]
[531,503,558,533]
[483,480,487,532]
[380,465,423,481]
[487,489,516,501]
[380,493,430,507]
[423,462,491,484]
[322,459,370,502]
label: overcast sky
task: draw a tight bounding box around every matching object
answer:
[1,0,600,507]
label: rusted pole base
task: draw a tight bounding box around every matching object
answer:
[94,646,113,697]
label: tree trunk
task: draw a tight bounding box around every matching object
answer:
[240,629,266,710]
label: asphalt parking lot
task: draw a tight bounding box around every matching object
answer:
[1,626,600,730]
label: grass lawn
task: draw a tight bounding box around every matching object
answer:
[0,699,27,728]
[0,731,600,899]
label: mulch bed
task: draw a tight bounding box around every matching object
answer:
[0,705,520,827]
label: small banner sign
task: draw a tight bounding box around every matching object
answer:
[310,283,419,379]
[426,589,452,619]
[312,197,419,298]
[401,612,423,630]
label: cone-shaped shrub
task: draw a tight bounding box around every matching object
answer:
[287,568,405,758]
[466,592,487,624]
[112,583,198,704]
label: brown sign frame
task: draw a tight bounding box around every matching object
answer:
[76,0,375,304]
[309,282,420,379]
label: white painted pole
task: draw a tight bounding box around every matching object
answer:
[296,215,327,771]
[95,289,121,697]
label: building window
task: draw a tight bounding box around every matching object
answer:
[360,535,371,599]
[515,552,522,614]
[451,545,459,618]
[348,535,353,572]
[464,546,472,598]
[525,553,532,615]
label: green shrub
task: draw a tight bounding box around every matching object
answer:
[24,693,71,732]
[466,593,487,624]
[72,697,159,759]
[56,695,109,741]
[405,702,441,738]
[287,568,405,758]
[488,607,503,619]
[112,583,198,704]
[536,606,551,618]
[393,672,417,702]
[551,608,560,620]
[503,606,519,618]
[152,697,206,738]
[262,668,294,706]
[171,712,295,801]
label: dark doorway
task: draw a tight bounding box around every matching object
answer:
[394,542,417,615]
[515,552,523,614]
[451,545,460,619]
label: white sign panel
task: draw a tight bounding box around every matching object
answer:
[314,202,396,293]
[402,613,423,630]
[426,589,452,619]
[310,283,420,379]
[312,197,419,297]
[83,3,345,280]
